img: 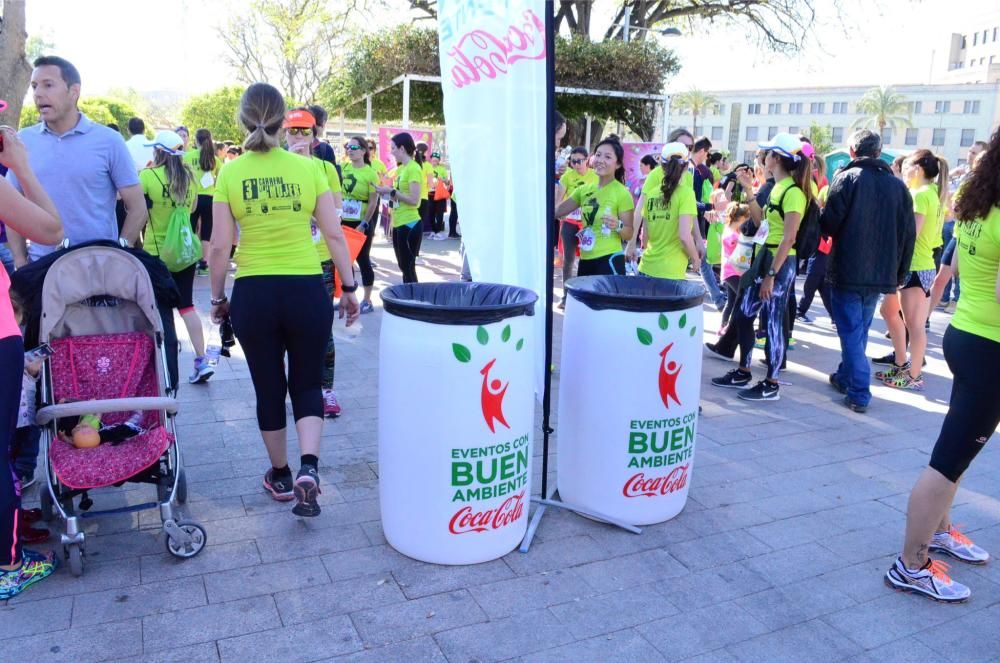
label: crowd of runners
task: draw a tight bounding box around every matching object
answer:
[0,54,997,605]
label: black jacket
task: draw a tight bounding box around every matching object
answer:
[820,157,915,295]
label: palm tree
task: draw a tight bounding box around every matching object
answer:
[672,88,720,137]
[851,85,912,135]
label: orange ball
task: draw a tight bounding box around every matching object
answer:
[72,426,101,449]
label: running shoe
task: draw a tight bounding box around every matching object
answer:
[712,369,753,389]
[787,337,797,350]
[197,260,209,275]
[884,556,970,603]
[292,464,322,517]
[0,549,57,600]
[16,522,50,545]
[737,380,780,401]
[930,526,991,564]
[263,468,295,502]
[360,300,375,314]
[796,313,813,323]
[875,361,910,381]
[829,373,846,394]
[754,337,766,350]
[936,299,950,309]
[843,396,868,413]
[322,389,342,418]
[188,356,215,384]
[883,371,924,391]
[872,351,897,366]
[703,342,733,361]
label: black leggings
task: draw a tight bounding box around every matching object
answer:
[191,194,214,242]
[721,276,740,327]
[419,199,433,234]
[577,253,625,276]
[929,326,1000,482]
[342,220,375,287]
[430,197,447,234]
[393,223,422,283]
[449,200,459,236]
[230,276,333,431]
[1,335,23,566]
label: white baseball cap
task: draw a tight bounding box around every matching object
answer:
[758,133,805,161]
[144,130,185,156]
[661,142,689,161]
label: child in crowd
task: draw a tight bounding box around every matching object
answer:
[719,203,751,335]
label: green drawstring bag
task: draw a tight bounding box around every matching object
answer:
[158,206,202,272]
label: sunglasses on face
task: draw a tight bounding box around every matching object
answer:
[347,144,363,151]
[286,127,311,136]
[570,159,584,165]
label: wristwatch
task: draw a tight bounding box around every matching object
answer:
[210,295,228,306]
[766,268,776,277]
[341,284,359,293]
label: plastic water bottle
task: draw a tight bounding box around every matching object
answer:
[205,345,222,366]
[332,316,363,343]
[601,205,613,236]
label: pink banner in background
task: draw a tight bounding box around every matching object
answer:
[378,127,434,171]
[622,142,663,197]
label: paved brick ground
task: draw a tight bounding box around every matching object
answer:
[3,235,999,662]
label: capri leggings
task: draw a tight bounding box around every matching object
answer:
[393,222,422,283]
[929,326,1000,482]
[171,263,197,311]
[1,335,23,566]
[229,275,333,431]
[191,194,214,242]
[577,253,625,277]
[320,261,337,391]
[342,219,375,287]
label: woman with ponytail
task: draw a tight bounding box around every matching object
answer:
[711,133,812,401]
[139,130,212,384]
[553,137,634,276]
[880,150,948,391]
[186,128,219,272]
[627,142,700,280]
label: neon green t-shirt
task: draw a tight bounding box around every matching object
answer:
[638,184,698,279]
[393,159,423,227]
[765,176,806,256]
[184,149,220,196]
[559,168,598,199]
[706,221,724,265]
[311,157,343,262]
[910,184,940,272]
[139,165,196,258]
[640,165,695,201]
[420,161,433,200]
[951,207,1000,342]
[710,166,722,184]
[340,161,379,223]
[570,179,634,259]
[213,149,330,278]
[371,157,388,179]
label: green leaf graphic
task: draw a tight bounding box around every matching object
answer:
[452,343,471,363]
[502,325,511,342]
[515,338,524,351]
[690,326,697,337]
[477,326,489,345]
[658,313,668,330]
[637,328,653,346]
[679,313,687,328]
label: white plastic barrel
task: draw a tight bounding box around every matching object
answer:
[557,276,705,526]
[379,283,538,564]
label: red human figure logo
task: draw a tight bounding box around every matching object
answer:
[658,343,682,409]
[480,358,510,433]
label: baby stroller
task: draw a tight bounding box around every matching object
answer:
[32,245,205,576]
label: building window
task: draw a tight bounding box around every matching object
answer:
[788,126,799,135]
[747,103,761,115]
[711,103,724,115]
[961,129,975,146]
[768,103,781,114]
[974,32,978,46]
[909,101,923,115]
[932,128,946,146]
[788,102,803,114]
[746,126,758,141]
[832,102,848,114]
[993,27,997,41]
[810,102,825,113]
[905,128,918,145]
[831,127,844,143]
[962,35,967,48]
[882,127,893,144]
[767,126,778,139]
[964,99,981,113]
[711,126,723,141]
[743,151,756,164]
[934,100,951,113]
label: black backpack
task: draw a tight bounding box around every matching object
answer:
[767,184,821,259]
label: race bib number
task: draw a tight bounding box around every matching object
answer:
[200,172,215,188]
[577,227,596,253]
[342,199,362,221]
[753,220,769,245]
[566,208,582,221]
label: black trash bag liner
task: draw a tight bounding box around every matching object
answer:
[566,276,704,313]
[381,282,537,325]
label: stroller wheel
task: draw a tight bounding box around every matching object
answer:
[66,544,84,577]
[165,521,207,559]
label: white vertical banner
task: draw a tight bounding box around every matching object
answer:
[437,0,549,396]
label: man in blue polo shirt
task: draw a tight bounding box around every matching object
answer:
[5,56,146,266]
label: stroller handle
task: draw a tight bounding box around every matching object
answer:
[36,396,180,426]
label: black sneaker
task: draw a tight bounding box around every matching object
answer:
[843,396,867,413]
[737,380,780,401]
[263,468,295,502]
[796,312,813,323]
[712,369,752,389]
[829,373,847,394]
[872,352,896,366]
[704,342,733,361]
[292,465,322,517]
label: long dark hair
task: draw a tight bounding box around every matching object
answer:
[195,128,216,173]
[392,132,416,158]
[659,155,688,206]
[152,149,194,204]
[955,126,999,222]
[349,135,371,165]
[595,137,625,184]
[774,153,814,208]
[907,149,949,207]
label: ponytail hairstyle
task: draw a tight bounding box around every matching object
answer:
[907,149,949,206]
[725,202,750,229]
[152,148,194,205]
[195,128,216,173]
[413,141,426,166]
[595,137,626,184]
[239,83,285,153]
[775,152,815,209]
[659,153,688,206]
[350,135,371,165]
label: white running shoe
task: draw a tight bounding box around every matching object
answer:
[930,526,991,564]
[884,556,971,602]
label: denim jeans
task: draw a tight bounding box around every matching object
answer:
[13,425,40,477]
[941,222,960,303]
[700,256,725,307]
[0,243,14,276]
[830,288,880,407]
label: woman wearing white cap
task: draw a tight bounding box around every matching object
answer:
[711,133,814,401]
[139,130,213,384]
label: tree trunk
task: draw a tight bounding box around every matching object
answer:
[566,116,604,152]
[0,0,32,127]
[692,110,699,138]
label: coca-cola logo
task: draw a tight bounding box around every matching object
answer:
[445,10,546,89]
[622,465,689,498]
[449,490,525,534]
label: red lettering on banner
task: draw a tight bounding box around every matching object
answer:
[446,10,546,88]
[448,491,525,534]
[622,465,690,498]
